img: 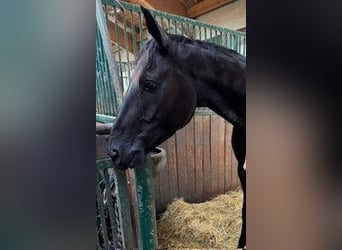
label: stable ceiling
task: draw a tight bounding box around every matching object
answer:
[122,0,235,18]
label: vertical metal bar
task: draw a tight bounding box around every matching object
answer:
[96,159,135,249]
[186,22,190,38]
[122,10,131,80]
[215,29,218,45]
[97,31,111,115]
[101,34,115,115]
[96,172,110,249]
[96,29,102,114]
[167,18,171,33]
[243,36,246,56]
[113,6,123,83]
[199,26,202,40]
[160,16,165,32]
[96,0,123,110]
[174,20,178,35]
[130,9,137,59]
[134,157,157,250]
[103,169,119,248]
[104,1,109,25]
[138,11,144,49]
[192,24,195,39]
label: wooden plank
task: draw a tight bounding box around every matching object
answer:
[210,115,219,195]
[166,135,179,202]
[188,0,234,18]
[194,115,204,201]
[202,115,211,199]
[232,147,239,189]
[229,125,239,189]
[146,0,187,16]
[96,123,113,134]
[217,117,226,193]
[224,123,233,191]
[185,118,196,202]
[96,135,110,160]
[175,127,187,199]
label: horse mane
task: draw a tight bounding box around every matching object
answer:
[168,33,245,64]
[136,33,245,65]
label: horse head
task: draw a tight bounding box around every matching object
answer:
[108,7,197,169]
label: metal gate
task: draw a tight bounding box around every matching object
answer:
[96,1,246,249]
[97,0,246,117]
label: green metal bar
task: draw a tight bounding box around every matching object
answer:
[138,11,144,49]
[192,24,195,39]
[96,114,116,124]
[167,18,171,33]
[104,0,245,38]
[103,169,119,248]
[130,9,137,58]
[215,29,218,45]
[97,0,123,111]
[199,26,202,40]
[187,22,190,37]
[98,33,114,115]
[134,157,157,250]
[96,29,112,115]
[161,16,164,31]
[113,6,124,82]
[96,159,135,249]
[174,20,177,35]
[96,172,110,249]
[195,108,216,116]
[103,1,109,24]
[181,22,184,36]
[122,10,131,78]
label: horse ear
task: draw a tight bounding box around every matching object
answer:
[141,6,170,50]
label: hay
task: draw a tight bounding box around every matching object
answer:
[157,189,243,249]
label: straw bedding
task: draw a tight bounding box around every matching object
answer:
[157,189,243,249]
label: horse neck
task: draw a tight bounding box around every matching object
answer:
[178,43,246,128]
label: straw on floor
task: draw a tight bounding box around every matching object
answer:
[157,189,243,249]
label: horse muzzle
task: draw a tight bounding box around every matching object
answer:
[107,145,145,170]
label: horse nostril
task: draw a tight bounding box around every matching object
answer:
[108,148,119,160]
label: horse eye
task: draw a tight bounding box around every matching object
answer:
[143,80,157,91]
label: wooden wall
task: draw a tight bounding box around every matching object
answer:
[153,114,240,213]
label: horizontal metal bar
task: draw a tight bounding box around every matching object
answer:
[103,0,245,37]
[96,114,116,123]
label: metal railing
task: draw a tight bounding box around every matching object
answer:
[96,0,246,116]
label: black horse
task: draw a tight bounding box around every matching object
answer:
[108,7,246,248]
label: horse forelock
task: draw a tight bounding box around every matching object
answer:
[129,40,159,89]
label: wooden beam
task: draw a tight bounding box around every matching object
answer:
[123,0,168,30]
[188,0,234,18]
